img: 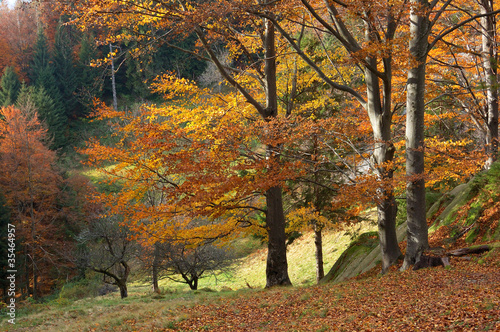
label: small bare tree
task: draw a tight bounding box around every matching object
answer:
[149,240,233,291]
[76,215,136,298]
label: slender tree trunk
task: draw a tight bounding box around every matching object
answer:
[24,254,29,299]
[23,252,30,298]
[116,262,130,299]
[481,0,499,169]
[109,44,118,111]
[313,224,324,283]
[183,274,198,290]
[152,243,160,294]
[402,0,430,270]
[95,261,130,299]
[311,137,325,284]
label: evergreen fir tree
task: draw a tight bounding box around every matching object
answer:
[16,84,67,150]
[54,23,78,119]
[125,54,150,99]
[29,29,68,149]
[30,29,51,85]
[76,33,102,117]
[0,66,21,107]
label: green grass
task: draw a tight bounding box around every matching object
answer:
[0,220,376,331]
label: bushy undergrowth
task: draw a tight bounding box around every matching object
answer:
[57,277,103,301]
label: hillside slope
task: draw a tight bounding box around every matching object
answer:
[4,164,500,331]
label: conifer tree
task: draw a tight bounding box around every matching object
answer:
[16,84,66,149]
[54,23,78,119]
[30,29,51,85]
[29,29,68,149]
[0,66,20,106]
[76,33,102,117]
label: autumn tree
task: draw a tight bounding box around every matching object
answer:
[400,0,500,268]
[0,2,37,80]
[425,0,498,169]
[68,0,311,287]
[261,0,410,272]
[0,4,16,74]
[0,105,65,298]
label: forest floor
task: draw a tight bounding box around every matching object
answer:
[171,248,500,332]
[3,244,499,331]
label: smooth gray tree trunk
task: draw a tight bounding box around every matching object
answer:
[402,0,430,270]
[109,44,118,111]
[364,19,402,273]
[481,0,499,169]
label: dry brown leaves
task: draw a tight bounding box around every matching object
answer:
[113,248,500,331]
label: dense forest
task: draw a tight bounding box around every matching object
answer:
[0,0,499,321]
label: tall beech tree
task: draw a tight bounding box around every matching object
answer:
[403,0,433,269]
[69,0,306,287]
[480,0,499,168]
[400,0,499,268]
[262,0,409,272]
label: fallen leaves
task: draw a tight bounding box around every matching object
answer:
[169,249,500,331]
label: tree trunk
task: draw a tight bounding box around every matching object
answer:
[265,186,291,287]
[481,0,499,169]
[94,260,130,299]
[364,35,401,272]
[109,43,118,111]
[263,16,292,288]
[402,0,430,270]
[117,279,128,299]
[447,245,491,257]
[152,243,160,294]
[377,191,401,272]
[313,225,324,283]
[184,274,198,290]
[192,276,198,290]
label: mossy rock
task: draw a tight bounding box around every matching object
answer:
[319,234,377,284]
[427,183,467,221]
[320,223,406,284]
[431,182,472,228]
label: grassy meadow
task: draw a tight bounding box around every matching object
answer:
[0,221,376,331]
